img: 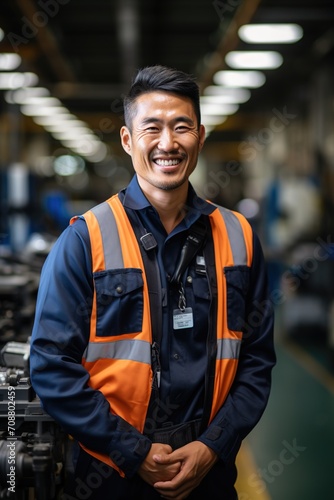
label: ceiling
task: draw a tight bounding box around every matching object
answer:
[1,0,334,163]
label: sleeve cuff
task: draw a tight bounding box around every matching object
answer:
[107,420,152,478]
[198,420,241,463]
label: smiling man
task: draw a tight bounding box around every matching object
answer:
[120,83,206,234]
[30,65,275,500]
[121,91,204,190]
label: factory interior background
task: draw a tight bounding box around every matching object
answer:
[0,0,334,498]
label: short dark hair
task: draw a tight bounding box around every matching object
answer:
[123,65,201,131]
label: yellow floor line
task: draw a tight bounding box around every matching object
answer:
[235,440,271,500]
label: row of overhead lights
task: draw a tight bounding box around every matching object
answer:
[0,28,107,164]
[201,23,304,133]
[1,23,303,152]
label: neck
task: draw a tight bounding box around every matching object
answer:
[137,176,188,233]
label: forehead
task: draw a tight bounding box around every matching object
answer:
[132,91,196,122]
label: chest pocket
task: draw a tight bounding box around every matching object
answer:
[224,265,250,332]
[191,273,210,301]
[93,268,144,336]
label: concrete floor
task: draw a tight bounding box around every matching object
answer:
[236,334,334,499]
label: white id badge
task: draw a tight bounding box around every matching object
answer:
[173,307,194,330]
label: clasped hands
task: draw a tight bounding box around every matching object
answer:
[138,440,218,499]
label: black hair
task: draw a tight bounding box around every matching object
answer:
[123,65,201,131]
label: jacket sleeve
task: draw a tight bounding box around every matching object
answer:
[29,219,151,477]
[198,231,276,463]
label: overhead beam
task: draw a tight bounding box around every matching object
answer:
[199,0,263,90]
[115,0,140,86]
[14,0,76,82]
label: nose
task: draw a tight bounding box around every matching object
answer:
[158,128,178,152]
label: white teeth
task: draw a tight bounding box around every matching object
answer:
[155,159,180,166]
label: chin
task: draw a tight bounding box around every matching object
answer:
[153,170,191,190]
[155,177,188,191]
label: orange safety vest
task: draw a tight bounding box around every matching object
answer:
[70,193,253,474]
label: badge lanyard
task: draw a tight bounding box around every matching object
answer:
[169,219,207,330]
[123,206,206,390]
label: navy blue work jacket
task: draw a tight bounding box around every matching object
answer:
[30,175,276,478]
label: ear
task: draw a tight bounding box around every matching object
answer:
[120,126,132,156]
[198,124,206,152]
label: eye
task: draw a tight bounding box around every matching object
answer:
[176,125,190,132]
[145,126,159,132]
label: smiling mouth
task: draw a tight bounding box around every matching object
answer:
[154,158,182,167]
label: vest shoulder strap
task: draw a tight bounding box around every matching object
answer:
[210,205,253,266]
[89,198,124,270]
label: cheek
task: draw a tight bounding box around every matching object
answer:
[135,138,156,155]
[185,140,201,157]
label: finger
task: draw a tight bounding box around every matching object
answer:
[153,453,173,464]
[154,482,190,500]
[154,470,185,490]
[153,449,182,464]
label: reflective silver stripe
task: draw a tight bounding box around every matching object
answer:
[83,339,151,364]
[91,202,124,269]
[217,338,241,359]
[216,207,247,266]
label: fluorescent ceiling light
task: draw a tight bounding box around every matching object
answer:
[85,143,108,163]
[32,114,75,127]
[43,120,89,133]
[204,126,214,136]
[3,70,107,163]
[201,102,239,116]
[21,104,69,116]
[201,115,227,126]
[5,87,50,104]
[0,72,38,89]
[67,140,108,162]
[213,70,266,88]
[63,137,100,151]
[226,51,283,69]
[70,141,107,163]
[61,120,89,129]
[202,87,251,103]
[51,128,94,141]
[239,24,303,44]
[22,97,62,107]
[0,54,22,70]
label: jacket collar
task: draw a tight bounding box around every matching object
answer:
[121,174,215,216]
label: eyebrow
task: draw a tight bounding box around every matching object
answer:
[140,116,195,127]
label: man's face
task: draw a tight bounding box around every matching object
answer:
[120,91,205,192]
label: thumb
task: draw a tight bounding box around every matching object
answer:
[152,453,167,463]
[153,449,180,464]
